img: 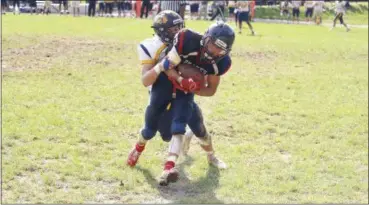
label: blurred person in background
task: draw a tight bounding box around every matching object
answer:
[313,0,324,25]
[29,0,37,14]
[88,0,97,17]
[330,0,350,32]
[13,0,20,14]
[291,1,301,23]
[140,0,150,18]
[190,0,199,20]
[105,0,114,17]
[228,0,236,24]
[210,0,227,21]
[159,0,186,20]
[249,0,255,21]
[59,0,69,15]
[98,0,105,16]
[236,0,255,35]
[304,0,314,22]
[199,0,208,20]
[117,0,124,17]
[2,0,7,14]
[280,0,290,21]
[43,0,52,15]
[72,0,81,17]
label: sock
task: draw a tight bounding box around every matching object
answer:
[135,143,145,152]
[164,160,175,170]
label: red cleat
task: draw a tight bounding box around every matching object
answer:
[127,144,145,167]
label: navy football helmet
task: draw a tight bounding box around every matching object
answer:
[152,10,184,45]
[200,22,235,63]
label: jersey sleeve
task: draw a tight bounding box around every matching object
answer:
[137,43,155,65]
[137,37,168,65]
[215,55,232,76]
[173,29,202,55]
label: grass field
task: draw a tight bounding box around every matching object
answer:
[253,2,368,25]
[1,15,368,204]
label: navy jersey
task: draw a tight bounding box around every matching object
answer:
[171,29,232,76]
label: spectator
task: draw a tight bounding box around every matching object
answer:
[13,0,20,15]
[159,0,186,20]
[236,0,255,35]
[117,0,124,17]
[199,0,208,20]
[280,0,290,21]
[105,0,114,17]
[59,0,69,15]
[88,0,97,17]
[313,0,324,25]
[125,0,135,17]
[210,0,227,21]
[2,0,7,14]
[330,0,350,32]
[190,1,200,20]
[228,0,236,23]
[44,0,52,15]
[29,0,37,14]
[304,0,314,22]
[72,0,81,17]
[98,0,105,16]
[140,0,150,18]
[292,1,301,23]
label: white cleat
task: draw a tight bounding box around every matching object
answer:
[208,154,227,169]
[158,168,179,186]
[182,130,194,156]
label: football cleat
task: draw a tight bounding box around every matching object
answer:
[208,154,227,169]
[127,147,142,167]
[158,168,179,186]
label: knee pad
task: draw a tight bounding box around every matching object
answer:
[198,132,212,146]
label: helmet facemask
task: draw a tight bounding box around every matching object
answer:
[200,36,230,63]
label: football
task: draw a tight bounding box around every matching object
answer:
[176,64,205,84]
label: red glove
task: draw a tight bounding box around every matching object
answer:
[180,78,201,92]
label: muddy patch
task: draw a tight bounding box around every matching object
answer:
[2,35,137,72]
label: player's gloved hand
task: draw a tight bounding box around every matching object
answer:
[180,78,201,92]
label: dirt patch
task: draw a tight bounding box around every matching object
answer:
[2,35,136,72]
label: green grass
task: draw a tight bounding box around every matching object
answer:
[2,15,368,204]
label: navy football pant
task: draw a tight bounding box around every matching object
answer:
[141,73,206,141]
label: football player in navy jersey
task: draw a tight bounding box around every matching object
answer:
[127,11,227,177]
[155,22,235,185]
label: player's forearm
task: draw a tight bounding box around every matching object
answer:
[164,69,181,82]
[141,68,160,87]
[194,87,216,96]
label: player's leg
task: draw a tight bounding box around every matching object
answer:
[127,74,173,167]
[245,11,255,35]
[157,104,173,142]
[340,13,350,31]
[159,92,194,186]
[238,12,243,34]
[331,12,340,30]
[296,9,300,23]
[186,102,227,169]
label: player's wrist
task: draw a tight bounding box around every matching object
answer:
[176,76,183,84]
[153,64,162,75]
